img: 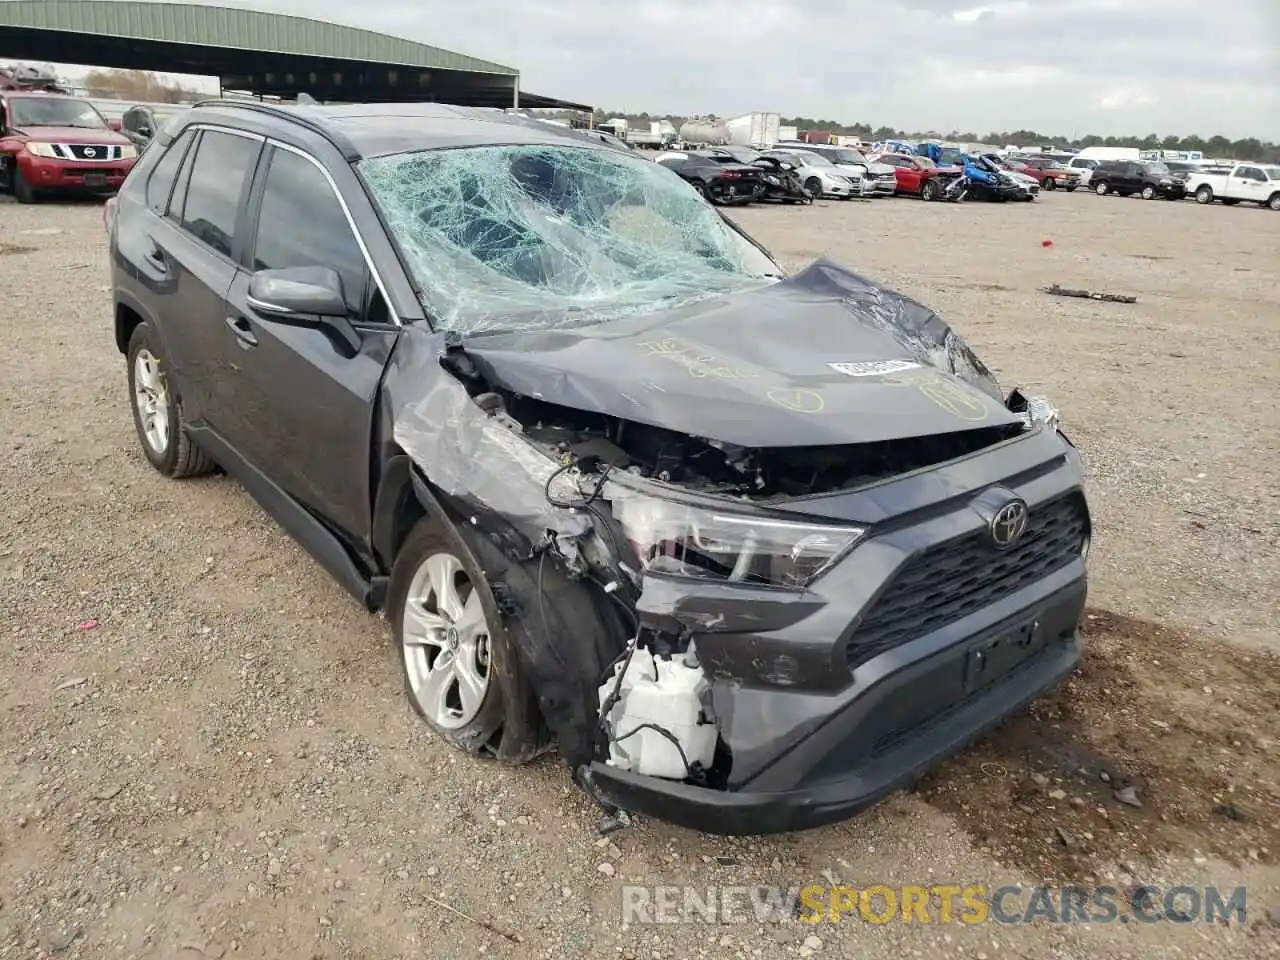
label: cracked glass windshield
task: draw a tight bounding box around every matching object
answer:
[360,144,780,333]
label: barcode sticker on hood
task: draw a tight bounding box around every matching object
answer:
[828,360,922,377]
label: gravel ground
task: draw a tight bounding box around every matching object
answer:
[1,189,1278,960]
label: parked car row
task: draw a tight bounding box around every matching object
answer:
[653,144,1055,207]
[1079,158,1280,210]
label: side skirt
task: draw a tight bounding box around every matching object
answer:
[187,426,387,611]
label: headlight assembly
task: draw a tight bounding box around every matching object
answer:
[120,145,138,159]
[611,492,864,587]
[25,142,59,158]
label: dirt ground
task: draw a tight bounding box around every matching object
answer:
[2,188,1279,960]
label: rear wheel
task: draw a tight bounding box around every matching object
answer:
[1094,181,1110,196]
[126,322,215,478]
[804,176,823,199]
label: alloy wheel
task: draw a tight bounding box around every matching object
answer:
[401,551,492,729]
[132,348,170,455]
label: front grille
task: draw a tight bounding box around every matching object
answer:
[56,144,120,161]
[845,491,1088,670]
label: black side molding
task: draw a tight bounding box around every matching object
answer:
[188,426,385,610]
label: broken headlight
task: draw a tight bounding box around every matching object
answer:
[611,494,864,587]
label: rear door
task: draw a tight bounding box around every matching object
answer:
[219,142,399,543]
[1230,166,1268,204]
[134,126,263,429]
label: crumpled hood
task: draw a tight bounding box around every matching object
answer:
[867,162,897,176]
[14,126,129,145]
[462,259,1020,448]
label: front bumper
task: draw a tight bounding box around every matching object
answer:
[1157,183,1187,199]
[589,427,1090,835]
[822,179,857,197]
[867,175,898,195]
[588,587,1083,835]
[20,155,134,193]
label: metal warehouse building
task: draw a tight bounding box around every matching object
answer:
[0,0,591,110]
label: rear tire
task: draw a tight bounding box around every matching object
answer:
[804,176,823,199]
[1094,181,1110,196]
[1195,185,1213,204]
[126,322,216,479]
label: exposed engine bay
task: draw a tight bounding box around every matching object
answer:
[475,386,1026,499]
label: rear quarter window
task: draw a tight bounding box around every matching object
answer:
[145,128,197,214]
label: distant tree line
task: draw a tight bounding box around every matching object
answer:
[587,109,1279,162]
[82,68,204,103]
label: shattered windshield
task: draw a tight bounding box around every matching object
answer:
[361,144,780,333]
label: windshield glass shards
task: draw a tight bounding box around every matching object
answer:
[360,144,780,333]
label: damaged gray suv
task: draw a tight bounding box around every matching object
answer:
[106,101,1091,835]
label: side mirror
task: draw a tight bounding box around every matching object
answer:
[246,266,362,354]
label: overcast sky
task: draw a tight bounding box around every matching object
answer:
[52,0,1280,140]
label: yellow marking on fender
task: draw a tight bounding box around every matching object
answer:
[766,389,826,414]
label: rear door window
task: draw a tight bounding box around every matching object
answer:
[177,129,262,258]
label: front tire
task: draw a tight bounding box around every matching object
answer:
[1195,185,1213,203]
[1042,177,1056,191]
[13,168,37,204]
[1094,181,1110,196]
[1141,185,1156,200]
[1268,193,1280,211]
[390,519,509,754]
[920,179,940,201]
[126,322,215,478]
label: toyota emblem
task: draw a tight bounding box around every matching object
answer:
[990,500,1029,549]
[83,147,97,157]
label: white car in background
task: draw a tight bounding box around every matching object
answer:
[1185,163,1280,210]
[780,142,898,196]
[1064,156,1097,185]
[761,148,859,199]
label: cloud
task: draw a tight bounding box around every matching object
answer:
[56,0,1280,139]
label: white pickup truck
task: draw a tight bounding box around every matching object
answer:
[1185,163,1280,210]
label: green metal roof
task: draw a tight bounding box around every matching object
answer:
[0,0,517,75]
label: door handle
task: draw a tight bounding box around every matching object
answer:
[142,237,167,271]
[224,314,258,347]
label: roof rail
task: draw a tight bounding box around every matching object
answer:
[189,97,360,161]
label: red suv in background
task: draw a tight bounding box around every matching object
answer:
[1013,157,1080,192]
[0,92,137,202]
